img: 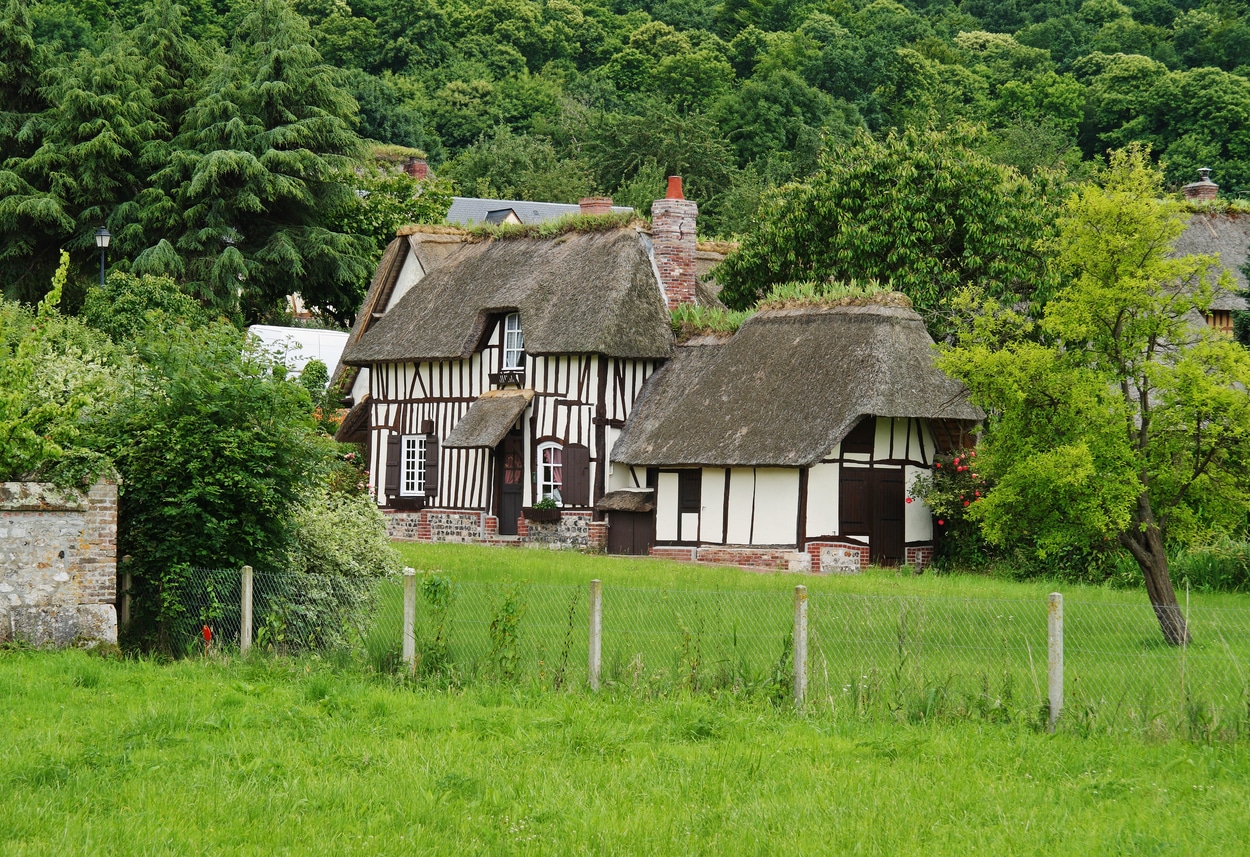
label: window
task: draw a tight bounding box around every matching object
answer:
[401,435,426,496]
[538,442,562,504]
[502,312,524,370]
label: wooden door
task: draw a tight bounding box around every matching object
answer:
[496,432,524,535]
[872,469,905,566]
[607,511,656,556]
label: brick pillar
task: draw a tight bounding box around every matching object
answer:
[587,521,608,551]
[404,158,429,180]
[651,177,698,309]
[79,478,118,642]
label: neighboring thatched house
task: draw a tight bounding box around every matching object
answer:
[606,305,983,571]
[1172,210,1250,335]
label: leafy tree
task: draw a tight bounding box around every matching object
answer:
[938,148,1250,646]
[440,125,592,202]
[326,166,452,257]
[0,252,118,485]
[81,270,210,343]
[716,125,1058,329]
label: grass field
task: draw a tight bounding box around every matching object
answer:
[4,648,1250,856]
[370,544,1250,738]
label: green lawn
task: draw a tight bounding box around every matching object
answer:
[380,543,1250,737]
[3,649,1250,856]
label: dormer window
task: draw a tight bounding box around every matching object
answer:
[502,312,524,370]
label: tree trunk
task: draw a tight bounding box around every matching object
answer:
[1119,494,1190,646]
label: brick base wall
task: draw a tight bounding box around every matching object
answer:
[384,508,596,549]
[906,546,934,570]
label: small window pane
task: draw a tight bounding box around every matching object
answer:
[503,313,524,370]
[402,436,426,495]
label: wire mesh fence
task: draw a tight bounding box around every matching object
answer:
[169,567,1250,734]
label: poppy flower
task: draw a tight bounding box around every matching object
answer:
[202,625,212,643]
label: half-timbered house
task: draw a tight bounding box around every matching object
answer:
[336,186,715,547]
[606,304,983,571]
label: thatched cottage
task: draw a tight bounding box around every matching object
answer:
[334,181,981,569]
[608,305,982,570]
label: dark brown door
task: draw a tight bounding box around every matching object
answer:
[607,511,656,555]
[872,470,905,565]
[497,432,524,535]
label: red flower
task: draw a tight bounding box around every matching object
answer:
[935,462,941,468]
[202,625,212,644]
[905,497,913,504]
[937,519,945,526]
[963,500,970,506]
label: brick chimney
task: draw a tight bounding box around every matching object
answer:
[403,157,429,180]
[1183,167,1218,201]
[651,176,698,309]
[579,196,613,215]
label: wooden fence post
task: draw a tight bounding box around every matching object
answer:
[119,555,132,629]
[794,585,808,705]
[403,567,417,675]
[240,565,253,655]
[1048,592,1063,732]
[588,579,603,691]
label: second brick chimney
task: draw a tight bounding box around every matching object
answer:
[651,177,698,309]
[579,196,614,215]
[1183,167,1218,201]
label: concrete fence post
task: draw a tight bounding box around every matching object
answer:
[403,567,417,675]
[240,565,253,655]
[794,585,808,705]
[589,579,603,691]
[1048,592,1063,732]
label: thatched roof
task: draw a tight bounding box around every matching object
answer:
[612,305,983,468]
[595,489,655,513]
[1174,212,1249,310]
[443,390,534,448]
[342,228,674,365]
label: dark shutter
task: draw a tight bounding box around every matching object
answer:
[384,434,401,498]
[424,434,439,498]
[564,443,590,506]
[839,466,870,535]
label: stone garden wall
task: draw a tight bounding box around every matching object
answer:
[0,479,118,645]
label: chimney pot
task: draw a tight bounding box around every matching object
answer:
[579,196,614,216]
[665,176,685,200]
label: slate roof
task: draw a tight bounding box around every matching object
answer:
[612,305,983,468]
[446,197,633,226]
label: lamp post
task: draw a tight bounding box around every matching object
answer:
[94,227,111,286]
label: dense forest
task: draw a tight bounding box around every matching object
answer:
[2,0,1248,320]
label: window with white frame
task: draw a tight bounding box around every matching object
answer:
[502,312,524,370]
[537,442,562,504]
[401,435,426,496]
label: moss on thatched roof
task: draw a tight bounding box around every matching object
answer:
[612,305,982,468]
[342,227,674,365]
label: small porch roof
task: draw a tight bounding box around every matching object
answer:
[443,389,534,449]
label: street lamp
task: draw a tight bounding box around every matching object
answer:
[94,226,111,286]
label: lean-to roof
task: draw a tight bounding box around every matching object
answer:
[612,305,983,468]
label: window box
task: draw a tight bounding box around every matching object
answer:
[523,506,561,523]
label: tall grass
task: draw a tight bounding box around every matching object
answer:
[4,648,1250,855]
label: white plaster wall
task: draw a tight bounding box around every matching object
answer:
[873,417,893,460]
[700,468,726,543]
[726,467,755,544]
[806,462,839,538]
[752,469,799,545]
[389,248,425,309]
[905,465,934,542]
[656,471,679,542]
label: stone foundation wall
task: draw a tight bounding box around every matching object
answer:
[525,512,592,548]
[0,479,118,645]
